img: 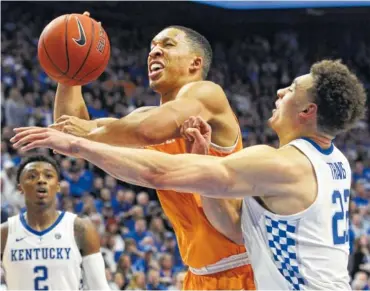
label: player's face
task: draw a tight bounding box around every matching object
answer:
[269,74,314,134]
[148,28,198,93]
[18,162,60,209]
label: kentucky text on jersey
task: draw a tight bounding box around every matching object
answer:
[11,247,71,261]
[327,162,347,180]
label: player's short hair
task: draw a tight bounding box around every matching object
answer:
[166,25,213,79]
[16,155,61,183]
[310,60,367,136]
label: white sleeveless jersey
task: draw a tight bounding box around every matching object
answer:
[2,211,83,290]
[242,138,351,290]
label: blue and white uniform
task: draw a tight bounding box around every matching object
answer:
[242,138,351,290]
[2,211,82,290]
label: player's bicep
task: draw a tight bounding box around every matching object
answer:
[138,98,209,141]
[221,145,298,198]
[74,217,100,256]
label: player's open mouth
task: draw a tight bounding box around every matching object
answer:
[36,188,48,198]
[148,61,164,80]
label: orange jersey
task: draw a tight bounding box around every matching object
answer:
[147,135,246,269]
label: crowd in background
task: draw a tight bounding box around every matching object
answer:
[1,2,370,290]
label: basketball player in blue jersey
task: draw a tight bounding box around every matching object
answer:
[0,155,110,290]
[11,59,367,289]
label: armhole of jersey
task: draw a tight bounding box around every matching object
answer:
[282,142,322,219]
[210,132,239,154]
[249,140,323,221]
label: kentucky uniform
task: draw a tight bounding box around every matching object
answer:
[2,211,82,290]
[242,138,351,290]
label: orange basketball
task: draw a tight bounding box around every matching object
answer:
[37,14,111,86]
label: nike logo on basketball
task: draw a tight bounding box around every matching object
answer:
[16,237,26,242]
[73,17,86,46]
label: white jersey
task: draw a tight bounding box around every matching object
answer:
[2,211,83,290]
[242,137,351,290]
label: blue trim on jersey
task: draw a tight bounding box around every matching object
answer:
[301,137,334,155]
[20,211,65,236]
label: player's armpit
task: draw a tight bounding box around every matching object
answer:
[74,217,100,256]
[201,197,244,244]
[0,222,8,258]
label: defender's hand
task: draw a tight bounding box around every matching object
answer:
[180,116,212,155]
[10,127,83,157]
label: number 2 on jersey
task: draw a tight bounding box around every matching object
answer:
[34,266,48,290]
[332,189,350,245]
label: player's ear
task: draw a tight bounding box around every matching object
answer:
[299,103,317,123]
[190,56,202,74]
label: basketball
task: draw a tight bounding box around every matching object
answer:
[37,14,110,86]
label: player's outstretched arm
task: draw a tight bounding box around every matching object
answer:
[74,217,110,290]
[11,127,300,198]
[50,106,157,138]
[84,81,233,147]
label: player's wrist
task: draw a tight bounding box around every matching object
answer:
[57,83,81,90]
[70,137,86,157]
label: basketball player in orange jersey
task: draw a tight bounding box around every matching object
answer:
[48,17,255,290]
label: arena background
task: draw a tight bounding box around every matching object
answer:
[1,1,370,289]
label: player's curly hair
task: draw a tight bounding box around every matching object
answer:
[166,25,213,79]
[16,155,61,183]
[310,60,367,136]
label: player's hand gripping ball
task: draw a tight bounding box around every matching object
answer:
[37,13,110,86]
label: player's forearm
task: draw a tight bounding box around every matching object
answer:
[73,138,226,194]
[95,117,119,127]
[86,110,180,147]
[54,84,89,121]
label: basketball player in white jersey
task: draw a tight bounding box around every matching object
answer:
[10,60,367,289]
[0,155,110,290]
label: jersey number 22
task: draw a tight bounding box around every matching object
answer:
[332,189,350,245]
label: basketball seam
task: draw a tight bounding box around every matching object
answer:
[78,37,110,81]
[71,18,95,79]
[65,14,70,74]
[42,36,66,77]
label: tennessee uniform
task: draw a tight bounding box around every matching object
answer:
[148,135,255,290]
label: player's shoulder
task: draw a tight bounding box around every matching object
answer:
[179,81,228,114]
[179,81,226,99]
[73,216,100,256]
[73,216,95,235]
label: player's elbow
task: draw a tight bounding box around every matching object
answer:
[199,162,232,197]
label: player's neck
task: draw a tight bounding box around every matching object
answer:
[25,207,60,232]
[160,86,183,104]
[278,130,333,148]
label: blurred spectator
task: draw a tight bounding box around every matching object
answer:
[168,272,186,290]
[147,269,167,290]
[126,271,146,290]
[1,2,369,289]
